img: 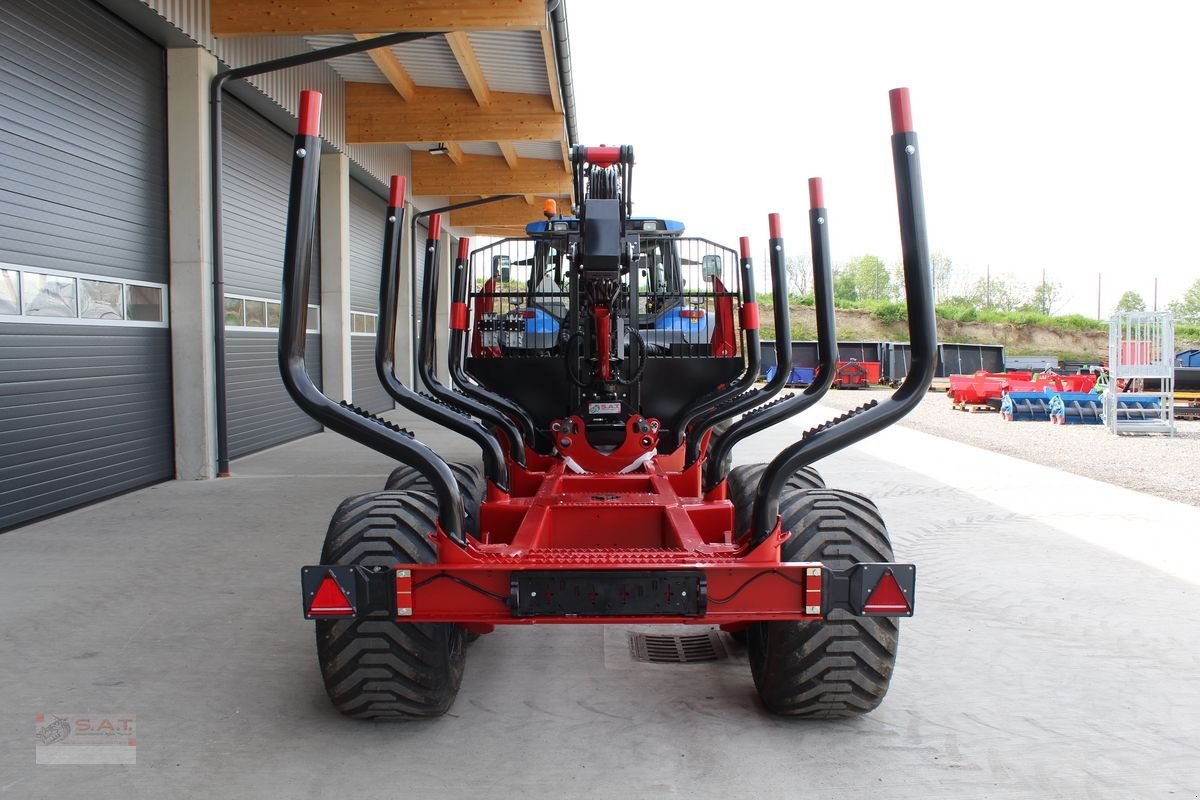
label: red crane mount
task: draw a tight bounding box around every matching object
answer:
[280,89,937,719]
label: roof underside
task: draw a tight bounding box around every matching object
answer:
[209,0,576,235]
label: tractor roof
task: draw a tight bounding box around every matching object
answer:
[525,217,685,238]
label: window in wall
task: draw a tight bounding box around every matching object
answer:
[23,272,77,317]
[126,285,164,322]
[80,279,125,320]
[244,299,267,328]
[0,265,168,327]
[351,311,378,335]
[223,294,321,334]
[0,269,19,316]
[224,296,245,327]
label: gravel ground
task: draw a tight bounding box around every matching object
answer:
[816,386,1200,506]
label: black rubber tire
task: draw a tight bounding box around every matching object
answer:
[747,489,900,718]
[315,491,466,719]
[727,462,825,537]
[385,462,485,537]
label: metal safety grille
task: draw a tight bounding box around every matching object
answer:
[627,631,728,664]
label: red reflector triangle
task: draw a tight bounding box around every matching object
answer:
[864,569,910,613]
[308,573,354,615]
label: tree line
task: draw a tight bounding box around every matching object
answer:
[783,252,1200,322]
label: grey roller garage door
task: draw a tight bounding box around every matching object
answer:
[221,97,322,459]
[348,179,390,413]
[0,0,172,530]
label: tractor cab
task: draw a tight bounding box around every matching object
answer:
[466,207,742,450]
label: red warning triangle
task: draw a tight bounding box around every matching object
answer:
[308,573,354,615]
[864,569,910,614]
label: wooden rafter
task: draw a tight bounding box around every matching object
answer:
[444,31,491,107]
[210,0,546,37]
[497,141,519,169]
[352,34,416,101]
[448,195,556,227]
[413,152,571,196]
[347,83,561,144]
[443,142,465,165]
[538,28,563,114]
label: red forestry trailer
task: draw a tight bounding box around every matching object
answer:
[280,88,937,719]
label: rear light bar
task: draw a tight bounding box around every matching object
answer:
[679,309,705,320]
[300,562,915,622]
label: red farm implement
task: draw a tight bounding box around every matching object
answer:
[279,89,937,719]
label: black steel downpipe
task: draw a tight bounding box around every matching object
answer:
[210,31,438,476]
[277,92,465,544]
[546,0,578,146]
[703,186,839,491]
[374,179,510,491]
[684,216,793,469]
[749,88,939,545]
[671,239,761,451]
[415,219,529,464]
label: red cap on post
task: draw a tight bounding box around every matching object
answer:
[457,237,470,260]
[298,90,322,137]
[889,87,914,134]
[389,176,406,208]
[808,178,825,210]
[768,213,782,240]
[739,236,752,260]
[428,213,441,240]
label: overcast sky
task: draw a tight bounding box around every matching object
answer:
[568,0,1199,316]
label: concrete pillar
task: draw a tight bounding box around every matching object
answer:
[166,47,218,480]
[319,152,352,402]
[435,230,453,383]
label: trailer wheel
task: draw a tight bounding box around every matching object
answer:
[315,490,465,719]
[727,463,825,536]
[747,489,899,718]
[385,462,485,536]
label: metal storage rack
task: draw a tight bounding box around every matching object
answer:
[1105,311,1175,435]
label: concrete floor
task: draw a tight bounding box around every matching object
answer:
[2,408,1199,798]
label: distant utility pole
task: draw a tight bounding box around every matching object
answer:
[1097,273,1101,321]
[1041,268,1047,314]
[985,264,991,308]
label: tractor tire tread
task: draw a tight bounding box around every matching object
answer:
[727,462,825,536]
[316,491,465,720]
[748,488,899,719]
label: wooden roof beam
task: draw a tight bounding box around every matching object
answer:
[413,152,571,196]
[347,83,562,144]
[497,141,519,169]
[352,34,416,101]
[210,0,546,37]
[445,31,491,107]
[539,28,563,114]
[449,196,556,228]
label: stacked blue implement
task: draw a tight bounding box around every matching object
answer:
[1049,392,1103,425]
[1000,392,1053,421]
[763,366,815,386]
